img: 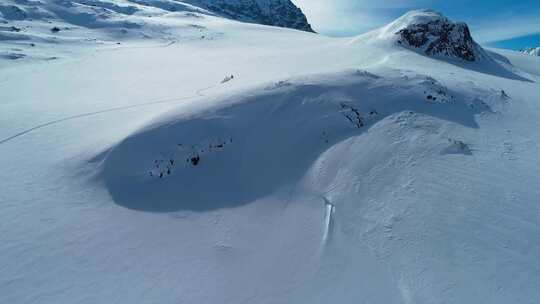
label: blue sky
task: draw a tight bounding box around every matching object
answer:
[292,0,540,50]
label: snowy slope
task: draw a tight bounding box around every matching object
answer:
[1,8,540,304]
[491,47,540,77]
[0,0,313,68]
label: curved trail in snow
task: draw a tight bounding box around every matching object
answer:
[0,84,217,145]
[96,39,178,54]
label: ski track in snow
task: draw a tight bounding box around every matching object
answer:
[0,85,217,145]
[95,39,178,54]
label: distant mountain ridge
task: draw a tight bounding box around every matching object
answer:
[0,0,314,32]
[521,47,540,56]
[182,0,314,32]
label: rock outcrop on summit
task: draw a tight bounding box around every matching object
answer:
[389,10,487,62]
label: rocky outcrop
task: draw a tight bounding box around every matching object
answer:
[184,0,314,32]
[393,10,485,62]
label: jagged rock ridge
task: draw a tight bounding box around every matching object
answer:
[183,0,314,32]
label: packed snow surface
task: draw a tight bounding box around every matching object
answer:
[1,7,540,304]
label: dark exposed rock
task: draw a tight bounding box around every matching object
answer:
[190,155,200,166]
[395,13,482,62]
[184,0,314,32]
[340,103,364,128]
[0,52,26,60]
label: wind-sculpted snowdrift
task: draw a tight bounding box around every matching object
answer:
[100,70,489,212]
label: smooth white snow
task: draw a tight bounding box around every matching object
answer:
[1,6,540,304]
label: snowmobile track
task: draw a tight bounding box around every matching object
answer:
[0,85,217,145]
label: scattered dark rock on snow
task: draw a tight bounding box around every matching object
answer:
[1,52,25,60]
[422,77,454,104]
[441,138,473,155]
[340,103,364,128]
[150,137,233,178]
[396,14,481,61]
[0,26,21,32]
[190,155,200,166]
[340,104,380,129]
[267,80,292,90]
[50,26,61,33]
[354,69,381,79]
[321,131,330,143]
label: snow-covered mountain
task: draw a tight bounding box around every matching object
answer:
[0,0,313,33]
[0,0,313,63]
[183,0,313,32]
[2,6,540,304]
[521,47,540,56]
[354,10,488,62]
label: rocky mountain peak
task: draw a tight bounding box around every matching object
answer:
[390,10,485,62]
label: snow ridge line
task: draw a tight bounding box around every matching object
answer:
[0,84,218,145]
